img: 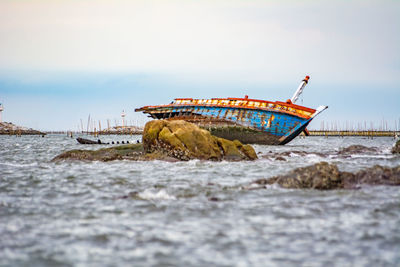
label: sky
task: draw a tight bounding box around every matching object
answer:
[0,0,399,131]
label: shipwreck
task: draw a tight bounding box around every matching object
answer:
[135,76,327,145]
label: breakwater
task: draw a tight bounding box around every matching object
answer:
[0,122,45,136]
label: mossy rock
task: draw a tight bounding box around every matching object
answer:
[216,138,244,161]
[240,144,258,160]
[143,120,167,151]
[142,120,257,161]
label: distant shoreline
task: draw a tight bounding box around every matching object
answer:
[0,122,45,136]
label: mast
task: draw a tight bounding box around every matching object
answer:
[290,76,310,104]
[86,114,90,134]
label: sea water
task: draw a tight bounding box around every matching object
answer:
[1,135,399,266]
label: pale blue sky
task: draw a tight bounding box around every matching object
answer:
[0,0,399,131]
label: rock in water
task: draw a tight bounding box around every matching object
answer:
[338,145,378,155]
[0,121,45,135]
[252,162,400,190]
[392,140,400,154]
[343,165,400,187]
[143,120,257,161]
[53,120,257,162]
[254,162,342,190]
[52,144,145,162]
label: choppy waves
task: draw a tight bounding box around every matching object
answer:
[1,134,400,266]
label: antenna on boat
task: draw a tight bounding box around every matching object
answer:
[289,76,310,104]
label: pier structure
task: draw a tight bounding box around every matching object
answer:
[308,130,400,138]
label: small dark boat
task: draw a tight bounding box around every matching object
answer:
[76,137,102,144]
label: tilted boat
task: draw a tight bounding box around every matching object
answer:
[135,76,327,145]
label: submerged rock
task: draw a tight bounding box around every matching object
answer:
[52,143,145,162]
[252,162,400,190]
[343,165,400,188]
[53,120,257,162]
[392,140,400,154]
[338,145,378,155]
[253,162,342,190]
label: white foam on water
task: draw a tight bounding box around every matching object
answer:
[304,153,327,163]
[350,154,393,159]
[0,162,38,168]
[138,189,177,200]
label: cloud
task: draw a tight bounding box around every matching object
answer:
[0,0,399,85]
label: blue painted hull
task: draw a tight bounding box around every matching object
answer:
[140,105,313,145]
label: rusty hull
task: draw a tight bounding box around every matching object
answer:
[135,97,317,145]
